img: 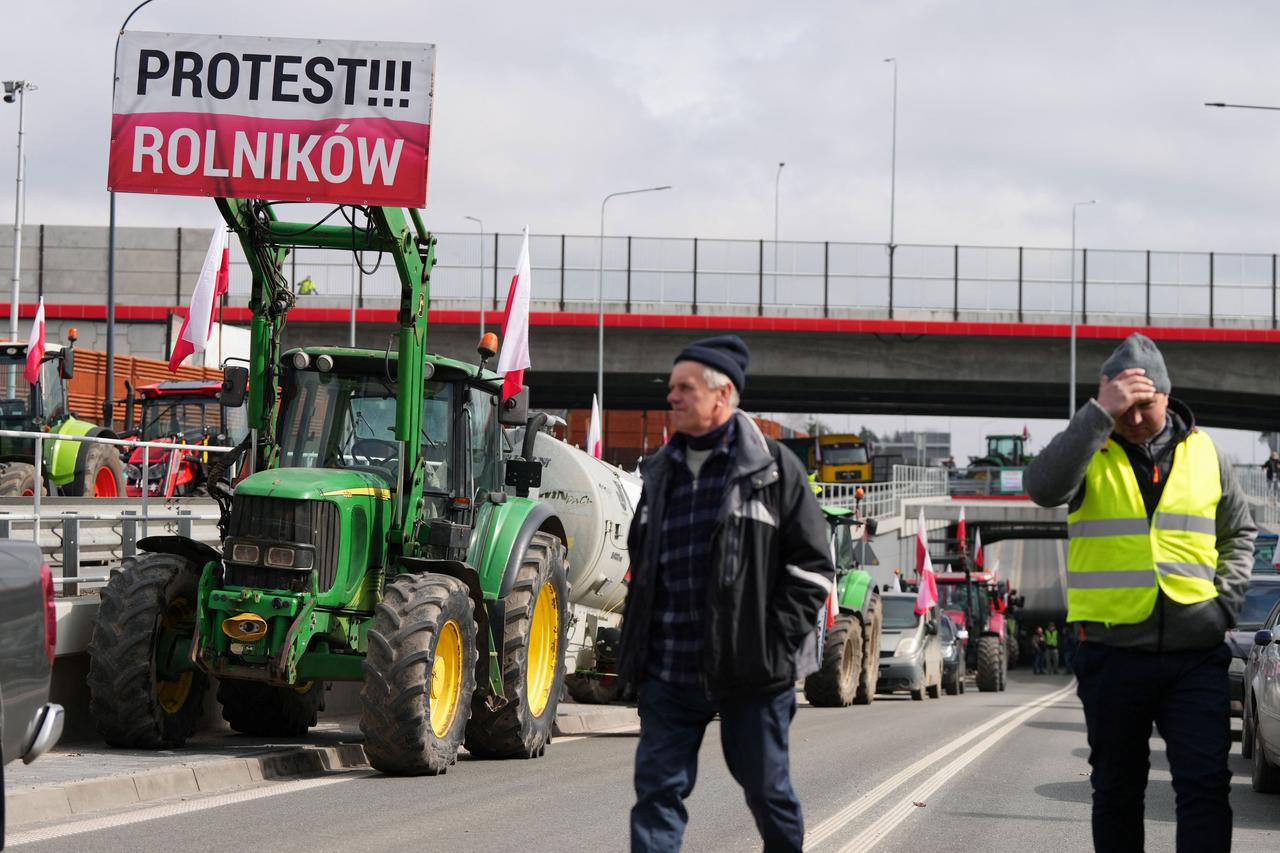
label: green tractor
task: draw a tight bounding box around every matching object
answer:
[803,505,883,707]
[87,202,570,774]
[0,335,125,497]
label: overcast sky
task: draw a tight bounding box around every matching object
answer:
[2,1,1276,462]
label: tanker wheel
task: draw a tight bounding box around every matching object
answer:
[976,635,1004,692]
[0,462,41,497]
[87,553,209,748]
[854,593,882,705]
[72,443,125,497]
[217,679,325,737]
[361,573,477,775]
[804,613,861,707]
[465,532,569,759]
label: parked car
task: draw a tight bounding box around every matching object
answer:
[1255,533,1279,574]
[1228,575,1280,716]
[1,539,65,846]
[876,592,944,701]
[939,611,967,695]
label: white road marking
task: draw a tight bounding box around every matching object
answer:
[805,682,1077,850]
[6,771,375,846]
[830,683,1077,853]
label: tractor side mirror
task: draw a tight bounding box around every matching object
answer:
[221,366,249,408]
[59,347,74,379]
[498,386,529,426]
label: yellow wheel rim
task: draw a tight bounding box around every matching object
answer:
[157,671,194,714]
[157,595,194,714]
[429,620,463,739]
[526,580,560,717]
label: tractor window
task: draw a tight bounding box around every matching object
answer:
[222,402,249,445]
[466,386,501,495]
[141,398,215,441]
[0,358,34,425]
[831,522,855,571]
[988,437,1018,464]
[37,358,67,422]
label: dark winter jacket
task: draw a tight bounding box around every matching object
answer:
[617,411,836,699]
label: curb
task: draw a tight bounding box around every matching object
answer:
[8,744,368,830]
[554,706,639,736]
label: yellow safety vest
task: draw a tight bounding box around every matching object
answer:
[1066,430,1220,625]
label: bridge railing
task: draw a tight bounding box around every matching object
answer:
[1234,465,1280,530]
[817,465,949,520]
[230,233,1280,329]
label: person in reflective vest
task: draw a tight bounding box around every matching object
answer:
[1027,332,1255,853]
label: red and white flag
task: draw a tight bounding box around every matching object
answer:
[586,393,602,459]
[23,298,46,384]
[974,527,985,569]
[496,226,533,401]
[957,506,967,553]
[169,228,229,371]
[662,424,669,445]
[914,507,938,616]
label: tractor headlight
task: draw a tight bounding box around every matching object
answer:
[230,543,260,564]
[265,546,314,569]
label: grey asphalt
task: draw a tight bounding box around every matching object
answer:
[9,671,1280,851]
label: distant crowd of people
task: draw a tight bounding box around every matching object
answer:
[1026,621,1080,675]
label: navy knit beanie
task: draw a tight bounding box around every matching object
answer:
[674,335,751,392]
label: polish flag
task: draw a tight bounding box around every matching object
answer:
[169,228,230,371]
[974,527,985,569]
[914,507,938,616]
[497,226,533,401]
[957,507,967,553]
[23,298,46,384]
[586,393,602,459]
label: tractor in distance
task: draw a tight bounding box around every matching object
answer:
[803,499,883,706]
[120,379,248,497]
[0,330,125,497]
[934,558,1022,692]
[87,201,572,775]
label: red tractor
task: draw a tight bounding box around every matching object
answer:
[121,380,247,497]
[934,566,1020,692]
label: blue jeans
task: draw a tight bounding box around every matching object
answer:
[1074,642,1232,853]
[631,679,803,852]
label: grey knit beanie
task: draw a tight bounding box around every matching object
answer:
[1101,333,1171,393]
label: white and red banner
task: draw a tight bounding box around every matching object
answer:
[497,227,532,401]
[956,506,967,553]
[109,32,435,206]
[586,394,602,459]
[169,228,230,371]
[974,527,985,569]
[914,507,938,616]
[24,298,45,384]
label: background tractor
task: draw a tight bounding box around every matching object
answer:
[87,202,573,775]
[120,379,248,497]
[803,503,883,707]
[935,563,1020,692]
[0,333,124,497]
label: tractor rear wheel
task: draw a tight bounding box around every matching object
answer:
[361,573,477,775]
[804,613,862,707]
[976,635,1004,692]
[217,679,325,736]
[465,532,569,759]
[854,593,882,705]
[1005,629,1020,669]
[0,462,40,497]
[73,442,125,497]
[87,553,209,748]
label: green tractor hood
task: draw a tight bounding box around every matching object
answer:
[234,466,393,501]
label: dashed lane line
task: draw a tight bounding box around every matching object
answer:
[805,682,1077,851]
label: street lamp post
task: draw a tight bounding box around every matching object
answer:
[773,161,785,303]
[884,58,898,249]
[597,185,672,435]
[1069,200,1096,417]
[3,80,33,345]
[105,0,159,425]
[464,215,485,334]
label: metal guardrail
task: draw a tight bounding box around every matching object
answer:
[1235,465,1280,530]
[817,465,949,520]
[0,428,236,596]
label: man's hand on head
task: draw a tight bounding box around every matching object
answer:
[1096,368,1156,420]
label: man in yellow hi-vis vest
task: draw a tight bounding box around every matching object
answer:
[1027,333,1255,853]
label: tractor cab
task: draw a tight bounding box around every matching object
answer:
[0,340,73,440]
[123,379,248,497]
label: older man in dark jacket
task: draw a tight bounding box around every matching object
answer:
[618,335,834,853]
